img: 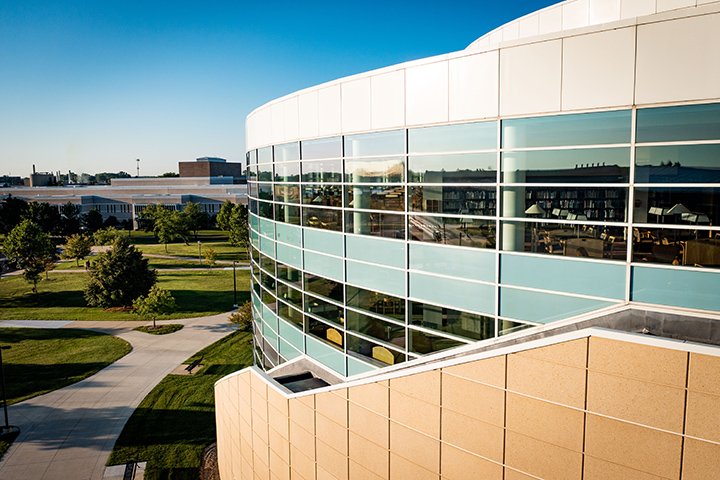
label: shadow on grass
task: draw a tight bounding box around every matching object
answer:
[170,290,249,313]
[4,363,115,404]
[200,364,250,376]
[2,290,87,309]
[0,328,104,343]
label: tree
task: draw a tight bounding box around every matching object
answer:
[216,201,249,249]
[93,226,122,246]
[59,203,82,236]
[228,301,252,332]
[181,202,203,240]
[85,236,157,307]
[160,172,179,177]
[132,285,176,329]
[25,202,61,234]
[82,209,104,233]
[62,234,93,266]
[203,247,216,268]
[3,219,56,293]
[0,195,29,234]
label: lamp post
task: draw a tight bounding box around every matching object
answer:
[0,345,18,435]
[197,241,202,263]
[232,261,238,308]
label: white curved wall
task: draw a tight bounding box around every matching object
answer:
[246,1,720,150]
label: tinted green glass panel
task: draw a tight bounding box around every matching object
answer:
[410,242,495,282]
[409,272,494,315]
[635,145,720,183]
[275,223,302,246]
[502,148,630,183]
[632,265,720,311]
[410,301,494,341]
[636,103,720,143]
[305,336,346,375]
[276,244,302,269]
[278,339,302,361]
[347,356,377,376]
[303,227,344,256]
[303,251,343,281]
[499,287,615,323]
[346,261,405,298]
[346,235,405,269]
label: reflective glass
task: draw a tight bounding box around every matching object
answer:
[410,301,494,341]
[345,235,405,269]
[346,310,405,347]
[261,270,275,292]
[258,146,272,163]
[632,227,720,267]
[345,130,405,157]
[346,285,405,321]
[409,272,494,315]
[274,142,300,162]
[635,145,720,183]
[302,136,342,160]
[502,110,631,148]
[304,273,344,303]
[305,336,345,375]
[500,320,531,336]
[247,163,257,180]
[636,103,720,143]
[258,201,274,219]
[248,149,257,165]
[301,158,343,182]
[259,254,276,275]
[408,328,465,355]
[277,262,301,287]
[347,333,406,366]
[409,186,496,216]
[632,266,720,312]
[276,243,301,268]
[409,215,496,249]
[247,180,258,198]
[634,187,720,226]
[409,242,495,281]
[302,207,342,231]
[261,288,276,312]
[277,282,302,309]
[274,162,300,182]
[303,227,343,256]
[344,211,405,239]
[258,164,272,182]
[302,184,342,207]
[273,185,300,204]
[408,153,497,183]
[258,183,273,201]
[502,186,627,222]
[304,295,343,325]
[408,121,497,153]
[500,221,627,260]
[502,148,630,183]
[249,199,258,215]
[346,261,405,298]
[307,318,343,349]
[500,287,614,323]
[345,186,405,211]
[345,157,404,183]
[274,204,301,225]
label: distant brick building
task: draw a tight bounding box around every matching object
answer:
[178,157,243,182]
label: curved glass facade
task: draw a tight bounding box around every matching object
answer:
[247,102,720,376]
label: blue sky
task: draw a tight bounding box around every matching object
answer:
[0,0,557,177]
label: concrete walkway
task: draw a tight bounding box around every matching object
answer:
[0,314,237,480]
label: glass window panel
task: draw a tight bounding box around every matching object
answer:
[345,235,405,269]
[261,288,276,313]
[502,186,627,222]
[306,317,343,348]
[274,204,301,225]
[632,227,720,267]
[632,265,720,312]
[248,149,257,165]
[278,316,304,348]
[274,161,300,182]
[258,164,273,181]
[636,103,720,143]
[502,148,630,183]
[304,296,343,325]
[347,355,377,376]
[409,242,495,282]
[302,136,342,160]
[500,221,627,260]
[635,145,720,183]
[409,185,496,216]
[634,187,720,226]
[409,121,497,153]
[346,285,405,321]
[302,207,342,232]
[500,287,615,323]
[346,311,405,347]
[301,158,343,182]
[277,282,302,308]
[345,157,404,183]
[250,246,260,264]
[278,339,302,361]
[275,223,302,246]
[259,217,275,238]
[409,215,496,249]
[277,262,302,287]
[259,254,276,275]
[347,333,406,367]
[499,320,531,336]
[345,130,405,157]
[258,146,272,163]
[261,270,275,292]
[502,110,631,148]
[258,183,273,201]
[276,243,302,268]
[249,199,258,215]
[259,235,275,258]
[346,261,406,298]
[344,211,405,239]
[304,273,344,303]
[258,201,274,219]
[410,301,494,341]
[247,180,258,198]
[303,227,344,256]
[302,184,342,207]
[408,328,465,355]
[273,185,300,204]
[408,153,497,183]
[305,336,346,375]
[409,272,494,315]
[345,186,405,211]
[274,142,300,162]
[247,163,258,180]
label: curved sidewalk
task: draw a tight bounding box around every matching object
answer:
[0,314,236,480]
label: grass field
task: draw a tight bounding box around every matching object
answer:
[108,330,254,480]
[0,269,250,321]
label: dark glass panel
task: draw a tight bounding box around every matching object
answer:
[499,320,532,336]
[502,148,630,183]
[344,211,405,239]
[304,294,343,325]
[249,199,258,215]
[302,207,342,232]
[346,310,406,347]
[304,273,344,303]
[409,186,496,216]
[278,301,304,329]
[274,161,300,182]
[636,103,720,143]
[409,215,496,249]
[274,203,301,225]
[261,270,276,292]
[634,187,720,226]
[635,145,720,183]
[631,227,720,267]
[261,288,276,313]
[345,157,404,183]
[277,282,302,309]
[346,285,405,321]
[500,221,627,260]
[259,254,276,275]
[302,136,342,160]
[408,328,464,355]
[258,163,273,181]
[273,185,300,204]
[301,158,343,182]
[408,153,497,183]
[258,201,274,219]
[274,142,300,162]
[258,183,273,201]
[410,301,494,341]
[347,333,406,367]
[344,130,405,157]
[250,246,260,264]
[345,186,405,211]
[502,186,627,222]
[307,317,343,349]
[408,121,497,153]
[276,262,301,287]
[302,184,342,207]
[502,110,631,148]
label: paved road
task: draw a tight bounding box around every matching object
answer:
[0,314,237,480]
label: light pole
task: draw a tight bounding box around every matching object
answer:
[197,241,202,263]
[232,261,238,308]
[0,345,18,436]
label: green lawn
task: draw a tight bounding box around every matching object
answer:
[108,330,254,480]
[136,241,247,262]
[0,269,250,321]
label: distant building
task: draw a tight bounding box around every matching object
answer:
[29,166,57,187]
[179,157,244,182]
[0,176,23,187]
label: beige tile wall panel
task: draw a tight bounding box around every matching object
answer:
[253,452,270,480]
[348,403,388,448]
[688,352,720,395]
[269,449,290,480]
[504,430,582,480]
[389,389,440,437]
[288,422,315,457]
[503,468,540,480]
[389,370,440,405]
[389,453,439,480]
[440,372,504,425]
[289,446,315,480]
[517,338,587,368]
[499,40,562,117]
[505,392,584,451]
[241,437,254,468]
[370,70,405,130]
[448,51,499,122]
[289,398,315,434]
[267,387,289,416]
[348,431,389,479]
[440,443,502,480]
[297,91,319,140]
[282,97,299,142]
[315,439,348,480]
[507,353,586,408]
[584,413,681,478]
[317,85,342,137]
[240,417,253,449]
[442,354,505,387]
[268,404,289,438]
[253,430,270,467]
[315,390,347,426]
[315,412,349,456]
[622,0,657,17]
[685,390,720,442]
[405,62,449,126]
[389,421,440,474]
[682,438,720,480]
[589,0,622,23]
[440,409,504,462]
[241,456,253,480]
[341,78,372,134]
[349,459,385,480]
[636,13,720,105]
[347,380,388,416]
[269,427,290,464]
[562,27,636,111]
[586,370,686,432]
[584,455,666,480]
[588,337,687,386]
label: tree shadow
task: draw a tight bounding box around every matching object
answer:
[2,290,88,308]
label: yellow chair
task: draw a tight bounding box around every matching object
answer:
[326,328,343,346]
[372,346,395,365]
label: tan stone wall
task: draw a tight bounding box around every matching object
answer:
[215,335,720,479]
